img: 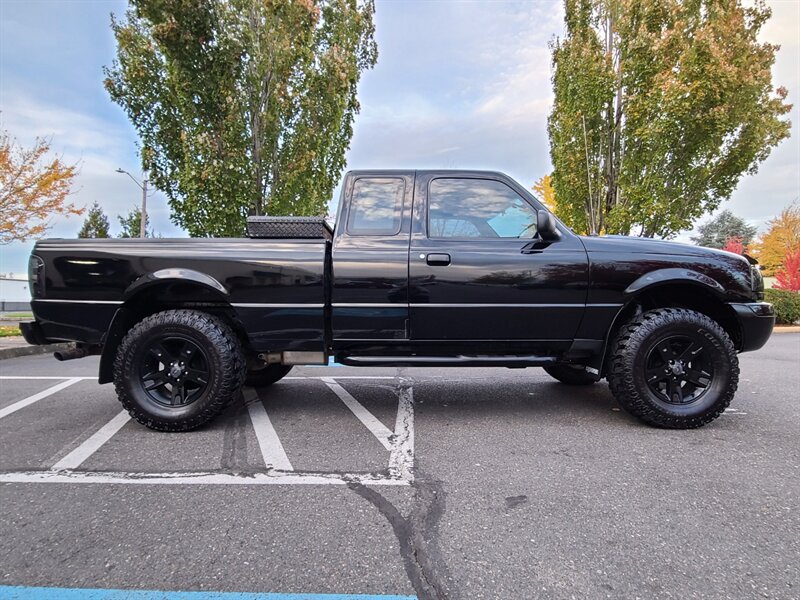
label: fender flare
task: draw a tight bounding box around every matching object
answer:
[123,268,229,301]
[623,268,725,298]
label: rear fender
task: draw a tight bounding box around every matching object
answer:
[98,270,230,384]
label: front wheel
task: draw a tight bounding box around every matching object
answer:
[607,308,739,429]
[113,310,246,432]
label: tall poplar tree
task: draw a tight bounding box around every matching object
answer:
[548,0,791,237]
[105,0,377,237]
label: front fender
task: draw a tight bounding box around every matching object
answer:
[624,268,725,297]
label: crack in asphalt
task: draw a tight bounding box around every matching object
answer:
[349,476,449,600]
[221,401,250,471]
[349,368,451,600]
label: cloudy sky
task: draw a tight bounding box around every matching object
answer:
[1,0,798,275]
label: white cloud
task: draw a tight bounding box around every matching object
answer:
[0,94,183,275]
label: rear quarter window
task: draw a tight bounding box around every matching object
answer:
[346,178,405,236]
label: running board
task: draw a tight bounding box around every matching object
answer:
[338,355,558,368]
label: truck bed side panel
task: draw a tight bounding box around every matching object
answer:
[30,238,326,352]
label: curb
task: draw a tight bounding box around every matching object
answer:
[773,326,800,333]
[0,342,71,361]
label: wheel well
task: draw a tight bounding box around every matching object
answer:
[602,283,742,374]
[98,282,250,384]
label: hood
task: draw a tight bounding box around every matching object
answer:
[579,234,751,263]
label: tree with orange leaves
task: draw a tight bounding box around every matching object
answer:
[0,132,82,244]
[750,205,800,276]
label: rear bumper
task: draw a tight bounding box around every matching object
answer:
[19,321,48,346]
[728,302,775,352]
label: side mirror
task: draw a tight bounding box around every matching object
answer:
[536,210,560,241]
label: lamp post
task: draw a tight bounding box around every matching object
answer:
[115,168,148,238]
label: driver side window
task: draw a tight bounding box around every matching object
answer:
[428,178,538,239]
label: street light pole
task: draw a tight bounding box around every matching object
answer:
[115,168,149,238]
[140,175,148,239]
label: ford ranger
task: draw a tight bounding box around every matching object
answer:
[21,170,774,430]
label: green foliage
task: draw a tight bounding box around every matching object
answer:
[690,210,757,249]
[548,0,792,237]
[77,202,111,238]
[117,206,152,238]
[104,0,377,238]
[0,325,21,338]
[764,288,800,324]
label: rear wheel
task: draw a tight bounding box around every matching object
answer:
[113,309,246,431]
[245,364,293,387]
[543,364,597,386]
[608,308,738,429]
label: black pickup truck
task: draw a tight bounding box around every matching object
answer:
[22,170,774,430]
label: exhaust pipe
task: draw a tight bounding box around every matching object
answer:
[54,345,90,361]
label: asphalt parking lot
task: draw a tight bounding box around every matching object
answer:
[0,334,798,600]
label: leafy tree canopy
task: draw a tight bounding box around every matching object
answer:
[105,0,377,237]
[117,206,153,238]
[78,202,111,238]
[750,204,800,276]
[690,209,757,249]
[548,0,792,238]
[0,131,81,244]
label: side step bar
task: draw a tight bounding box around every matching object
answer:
[338,355,558,368]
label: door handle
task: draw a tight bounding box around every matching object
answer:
[426,253,451,266]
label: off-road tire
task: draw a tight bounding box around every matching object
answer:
[543,364,597,386]
[608,308,739,429]
[113,309,246,432]
[245,364,293,387]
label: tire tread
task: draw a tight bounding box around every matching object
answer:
[113,309,246,432]
[607,307,739,429]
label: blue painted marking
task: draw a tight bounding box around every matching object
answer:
[0,586,416,600]
[308,357,343,368]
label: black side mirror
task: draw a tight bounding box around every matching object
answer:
[536,210,560,241]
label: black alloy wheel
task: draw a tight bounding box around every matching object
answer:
[139,336,211,407]
[643,333,714,405]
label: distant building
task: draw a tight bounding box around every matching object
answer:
[0,274,30,312]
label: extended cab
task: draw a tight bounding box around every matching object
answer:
[22,170,774,430]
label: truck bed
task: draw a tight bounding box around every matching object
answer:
[30,237,328,353]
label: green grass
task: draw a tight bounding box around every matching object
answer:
[0,325,22,337]
[0,312,33,319]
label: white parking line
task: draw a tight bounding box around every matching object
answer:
[322,377,394,450]
[0,470,411,486]
[243,387,294,471]
[0,378,83,420]
[51,410,131,470]
[0,374,415,486]
[0,376,96,380]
